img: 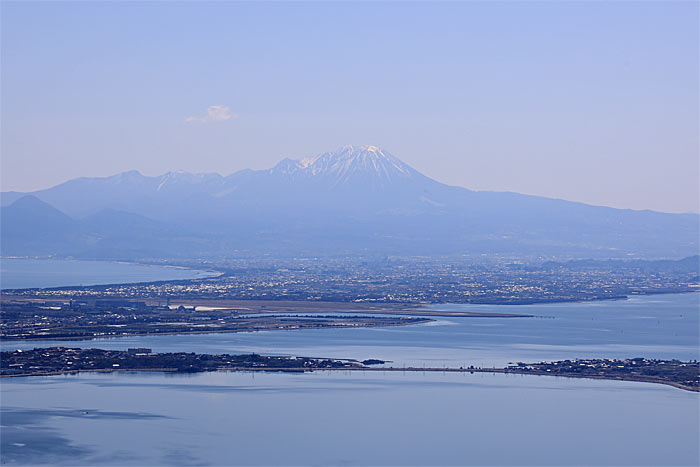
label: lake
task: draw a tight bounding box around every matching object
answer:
[1,293,699,465]
[0,258,218,290]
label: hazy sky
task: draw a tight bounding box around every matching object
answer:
[1,1,698,213]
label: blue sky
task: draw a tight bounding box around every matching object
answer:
[1,1,698,213]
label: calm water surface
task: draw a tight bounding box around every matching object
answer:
[0,258,218,290]
[5,293,698,367]
[1,293,698,465]
[2,371,698,466]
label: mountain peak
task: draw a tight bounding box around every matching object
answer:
[351,144,384,154]
[6,194,50,209]
[336,144,389,157]
[311,145,415,183]
[2,195,74,225]
[270,145,419,188]
[110,170,144,180]
[340,144,381,153]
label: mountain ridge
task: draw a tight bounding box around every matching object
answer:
[2,144,694,216]
[2,145,698,259]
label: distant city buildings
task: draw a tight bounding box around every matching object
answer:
[4,256,696,304]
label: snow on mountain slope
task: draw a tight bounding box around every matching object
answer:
[314,145,412,175]
[2,145,698,259]
[269,145,418,187]
[2,145,441,218]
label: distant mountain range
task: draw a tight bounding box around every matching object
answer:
[2,145,698,259]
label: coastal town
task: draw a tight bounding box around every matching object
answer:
[0,347,370,376]
[502,357,700,392]
[3,256,697,305]
[2,347,697,392]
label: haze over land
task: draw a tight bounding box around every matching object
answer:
[2,145,698,260]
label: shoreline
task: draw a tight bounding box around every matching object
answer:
[0,316,433,342]
[3,365,697,393]
[2,256,697,307]
[2,289,697,308]
[5,348,696,392]
[1,292,695,342]
[0,256,224,291]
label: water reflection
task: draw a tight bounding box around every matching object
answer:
[2,371,698,466]
[2,294,698,465]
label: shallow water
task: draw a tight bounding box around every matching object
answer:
[0,258,217,290]
[2,293,698,465]
[6,293,698,367]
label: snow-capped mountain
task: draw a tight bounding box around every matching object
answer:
[2,145,447,219]
[269,145,424,188]
[2,145,699,259]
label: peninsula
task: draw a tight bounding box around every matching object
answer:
[3,347,697,392]
[0,298,531,341]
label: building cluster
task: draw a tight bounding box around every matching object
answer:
[507,358,700,389]
[4,256,697,304]
[0,300,427,340]
[0,347,363,376]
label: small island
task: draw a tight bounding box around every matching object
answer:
[2,347,697,392]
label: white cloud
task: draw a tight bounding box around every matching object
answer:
[185,105,236,123]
